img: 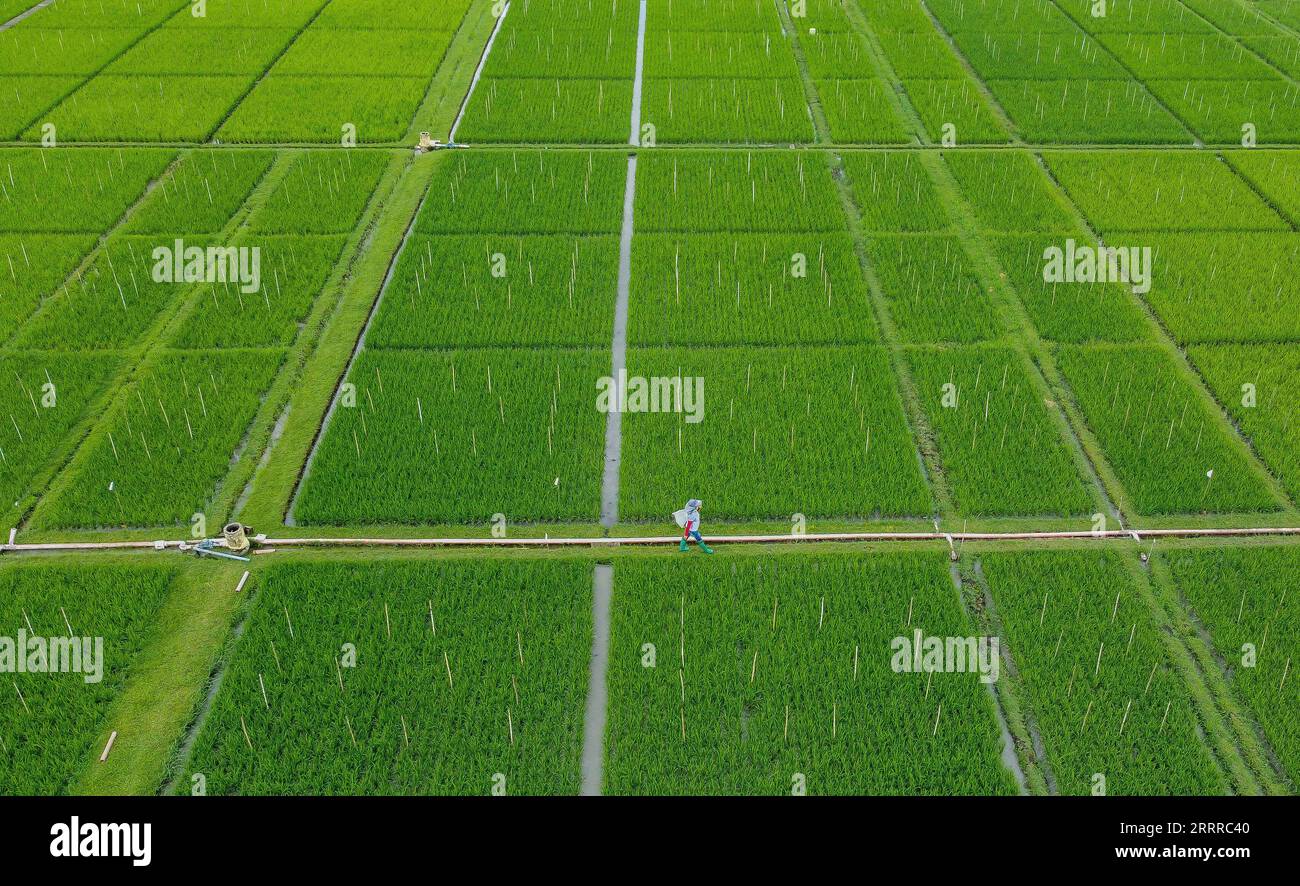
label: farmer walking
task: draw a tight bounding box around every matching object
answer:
[673,498,714,553]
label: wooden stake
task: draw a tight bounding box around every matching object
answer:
[1094,640,1105,676]
[1159,700,1171,732]
[344,715,357,748]
[443,650,454,688]
[507,708,515,745]
[240,715,253,750]
[1118,698,1133,735]
[99,731,117,762]
[853,644,859,681]
[750,649,758,683]
[1081,699,1094,731]
[400,714,410,748]
[384,602,391,640]
[932,702,942,737]
[258,673,269,709]
[283,605,294,639]
[1281,657,1291,691]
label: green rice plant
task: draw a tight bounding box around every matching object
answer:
[418,151,626,235]
[1259,0,1300,31]
[1225,150,1300,221]
[619,345,932,520]
[605,552,1016,795]
[636,151,842,233]
[1138,233,1300,344]
[800,32,876,79]
[902,79,1010,144]
[646,0,780,31]
[985,79,1191,144]
[787,0,854,31]
[248,150,390,235]
[183,557,591,795]
[1164,546,1300,784]
[858,0,940,31]
[629,233,876,346]
[487,26,638,79]
[105,27,297,75]
[0,353,121,513]
[295,348,607,525]
[943,150,1076,233]
[925,0,1075,32]
[217,75,429,143]
[1179,0,1279,35]
[456,78,633,144]
[1244,36,1300,80]
[817,79,913,144]
[0,234,96,338]
[981,550,1226,795]
[642,78,813,144]
[0,148,175,233]
[873,30,971,79]
[953,29,1128,81]
[14,235,217,350]
[367,233,620,348]
[0,563,176,795]
[162,0,326,29]
[0,76,81,140]
[866,235,1002,343]
[1145,79,1300,145]
[0,28,141,75]
[1055,344,1281,515]
[908,346,1094,516]
[842,151,950,232]
[39,0,188,29]
[510,0,638,31]
[1187,344,1300,504]
[125,149,275,235]
[1100,33,1276,81]
[1056,0,1215,33]
[273,29,454,77]
[35,348,285,529]
[644,30,799,80]
[1045,151,1289,233]
[988,235,1152,343]
[315,0,470,30]
[170,235,347,348]
[30,75,256,143]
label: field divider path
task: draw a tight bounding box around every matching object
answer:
[0,0,54,31]
[286,162,432,523]
[580,564,614,795]
[448,1,510,143]
[6,525,1300,554]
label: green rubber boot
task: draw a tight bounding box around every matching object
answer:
[679,539,689,552]
[699,542,714,554]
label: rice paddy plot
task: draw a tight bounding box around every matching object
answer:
[908,345,1094,517]
[980,550,1227,795]
[1145,79,1300,145]
[954,29,1128,81]
[636,151,843,233]
[124,149,275,235]
[642,30,799,80]
[0,563,177,795]
[987,235,1152,343]
[985,79,1191,144]
[1139,232,1300,343]
[604,552,1016,795]
[0,233,97,338]
[217,76,431,143]
[943,150,1076,234]
[1045,151,1290,233]
[816,79,913,144]
[642,78,813,144]
[900,79,1010,144]
[618,345,931,521]
[843,151,950,233]
[183,558,592,795]
[0,148,175,234]
[31,75,257,143]
[486,26,637,79]
[34,348,286,530]
[418,151,626,236]
[247,150,391,235]
[366,233,620,349]
[1188,343,1300,505]
[0,352,122,513]
[1055,344,1281,515]
[456,78,634,144]
[866,235,1002,343]
[294,348,608,525]
[628,233,877,346]
[1164,546,1300,784]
